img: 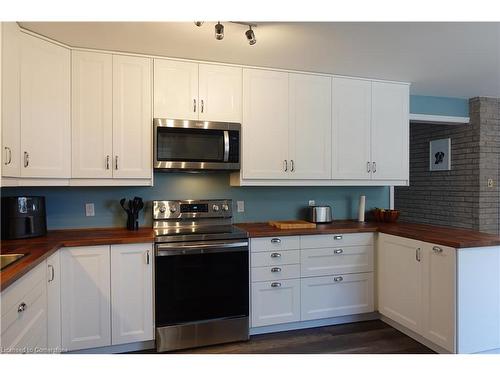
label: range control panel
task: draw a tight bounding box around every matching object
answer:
[153,199,232,220]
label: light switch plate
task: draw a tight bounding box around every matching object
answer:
[308,200,316,206]
[85,203,95,217]
[487,178,495,188]
[237,201,245,213]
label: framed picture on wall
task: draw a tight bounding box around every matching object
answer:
[429,138,451,171]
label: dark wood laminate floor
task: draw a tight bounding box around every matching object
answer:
[134,320,435,354]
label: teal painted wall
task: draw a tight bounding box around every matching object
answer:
[410,95,469,117]
[1,173,389,229]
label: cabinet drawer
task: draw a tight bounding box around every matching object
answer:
[251,249,300,267]
[301,245,373,277]
[251,236,300,252]
[301,273,374,321]
[252,264,300,282]
[300,233,373,249]
[251,279,301,327]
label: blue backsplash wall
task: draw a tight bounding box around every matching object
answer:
[1,173,389,229]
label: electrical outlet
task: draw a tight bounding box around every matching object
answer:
[487,178,495,188]
[308,200,316,206]
[237,200,245,213]
[85,203,95,217]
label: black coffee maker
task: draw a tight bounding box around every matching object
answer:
[1,196,47,239]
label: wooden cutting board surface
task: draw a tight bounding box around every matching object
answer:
[269,220,317,229]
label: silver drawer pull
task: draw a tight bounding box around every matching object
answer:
[48,264,55,282]
[270,252,281,258]
[271,238,281,244]
[334,248,343,254]
[18,302,27,313]
[333,235,343,240]
[333,276,344,282]
[271,267,282,273]
[271,282,281,288]
[433,246,443,254]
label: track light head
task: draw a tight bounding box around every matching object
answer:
[194,21,204,27]
[245,26,256,45]
[215,22,224,40]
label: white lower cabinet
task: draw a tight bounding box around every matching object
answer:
[47,250,62,352]
[301,273,374,321]
[251,279,301,327]
[250,234,375,328]
[110,243,154,345]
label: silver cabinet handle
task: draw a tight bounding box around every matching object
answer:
[18,302,27,313]
[201,99,204,113]
[271,267,282,273]
[4,147,12,165]
[416,248,421,262]
[367,161,371,173]
[271,238,281,244]
[333,235,343,240]
[334,248,343,254]
[290,159,295,172]
[373,162,377,173]
[270,252,281,258]
[146,250,150,265]
[271,282,281,288]
[193,99,197,112]
[283,159,288,172]
[334,276,344,282]
[24,151,29,168]
[106,155,110,170]
[433,246,443,254]
[48,264,55,282]
[115,155,119,170]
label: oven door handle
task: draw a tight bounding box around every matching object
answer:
[156,241,248,256]
[223,130,230,162]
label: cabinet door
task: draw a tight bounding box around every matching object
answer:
[198,64,242,122]
[288,73,332,179]
[251,279,300,327]
[72,51,113,178]
[421,243,456,352]
[110,243,154,345]
[20,33,71,178]
[301,273,374,321]
[153,59,198,120]
[331,77,372,179]
[242,68,289,179]
[112,55,152,178]
[2,22,21,177]
[371,82,409,180]
[377,233,422,333]
[61,246,111,351]
[47,250,62,352]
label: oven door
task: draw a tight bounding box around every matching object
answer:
[155,239,249,327]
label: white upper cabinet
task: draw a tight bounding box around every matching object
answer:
[154,59,198,120]
[112,55,152,179]
[1,22,21,177]
[20,33,71,178]
[71,51,113,178]
[371,81,409,180]
[242,68,289,179]
[154,59,242,123]
[332,77,372,179]
[288,73,332,179]
[198,64,242,123]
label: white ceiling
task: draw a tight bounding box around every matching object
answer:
[19,22,500,98]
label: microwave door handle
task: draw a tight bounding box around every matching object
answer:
[223,130,230,162]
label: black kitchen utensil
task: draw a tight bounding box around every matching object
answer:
[120,197,144,230]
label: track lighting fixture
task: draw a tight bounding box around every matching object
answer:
[215,22,224,40]
[245,25,256,45]
[194,21,204,27]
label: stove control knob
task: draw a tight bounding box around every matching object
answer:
[212,204,220,212]
[169,206,177,213]
[159,205,167,213]
[221,204,229,212]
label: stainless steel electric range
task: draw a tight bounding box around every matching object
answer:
[152,199,249,352]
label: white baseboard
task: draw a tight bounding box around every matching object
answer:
[66,340,155,354]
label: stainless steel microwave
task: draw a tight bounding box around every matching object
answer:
[153,119,241,171]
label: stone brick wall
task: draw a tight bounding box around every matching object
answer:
[395,97,499,235]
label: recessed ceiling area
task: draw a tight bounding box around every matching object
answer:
[19,22,500,98]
